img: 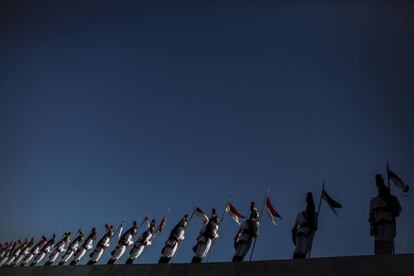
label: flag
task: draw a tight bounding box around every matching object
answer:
[157,215,167,233]
[388,167,410,193]
[117,222,124,241]
[225,202,245,224]
[194,207,209,224]
[140,216,150,229]
[322,188,342,216]
[265,196,282,225]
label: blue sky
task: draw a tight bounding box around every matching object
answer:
[0,0,413,264]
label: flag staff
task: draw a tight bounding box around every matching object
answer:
[307,181,325,258]
[386,161,391,190]
[170,204,197,263]
[249,188,269,261]
[207,196,230,262]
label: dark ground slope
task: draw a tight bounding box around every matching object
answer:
[0,254,412,276]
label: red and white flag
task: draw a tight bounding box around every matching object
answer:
[157,215,167,233]
[265,196,282,225]
[194,207,209,224]
[225,202,245,225]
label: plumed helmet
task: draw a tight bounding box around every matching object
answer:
[250,201,259,219]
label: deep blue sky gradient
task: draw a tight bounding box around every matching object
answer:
[0,0,413,264]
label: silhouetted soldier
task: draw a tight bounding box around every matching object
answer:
[87,225,114,265]
[191,209,219,263]
[369,174,401,255]
[107,221,138,264]
[232,202,259,262]
[291,192,317,259]
[58,230,84,265]
[70,227,97,265]
[126,219,157,264]
[158,215,188,263]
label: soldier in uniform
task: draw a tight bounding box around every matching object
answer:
[58,230,84,265]
[5,239,27,266]
[158,215,188,264]
[291,192,317,259]
[12,238,34,266]
[86,225,114,265]
[31,233,56,266]
[107,221,138,264]
[369,174,402,255]
[191,209,220,263]
[69,227,97,265]
[126,219,157,264]
[45,232,71,266]
[232,202,260,262]
[21,236,48,266]
[0,241,18,267]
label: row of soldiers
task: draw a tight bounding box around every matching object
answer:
[0,173,405,267]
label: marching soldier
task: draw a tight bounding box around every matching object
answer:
[126,219,157,264]
[107,221,138,264]
[58,230,84,265]
[0,241,18,267]
[232,202,259,262]
[191,209,219,263]
[45,232,71,266]
[70,227,97,265]
[86,225,114,265]
[21,236,48,266]
[12,238,34,266]
[291,192,317,259]
[30,233,56,266]
[5,239,27,266]
[369,174,402,255]
[158,215,188,264]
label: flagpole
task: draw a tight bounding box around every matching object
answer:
[307,181,324,258]
[207,196,230,262]
[170,206,196,264]
[249,188,269,261]
[386,161,391,190]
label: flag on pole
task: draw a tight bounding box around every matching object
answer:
[322,187,342,216]
[265,196,282,225]
[225,202,245,224]
[140,216,150,229]
[388,166,410,193]
[157,215,167,233]
[194,207,209,224]
[117,222,124,241]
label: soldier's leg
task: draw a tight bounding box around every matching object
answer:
[191,256,202,263]
[125,258,134,264]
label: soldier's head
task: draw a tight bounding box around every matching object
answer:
[179,215,188,228]
[375,174,389,197]
[250,201,260,220]
[149,220,156,233]
[305,192,315,212]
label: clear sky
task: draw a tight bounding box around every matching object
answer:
[0,0,413,265]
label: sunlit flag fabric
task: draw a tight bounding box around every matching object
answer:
[225,202,245,224]
[117,222,124,241]
[388,167,410,193]
[194,207,209,224]
[265,197,282,225]
[322,188,342,216]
